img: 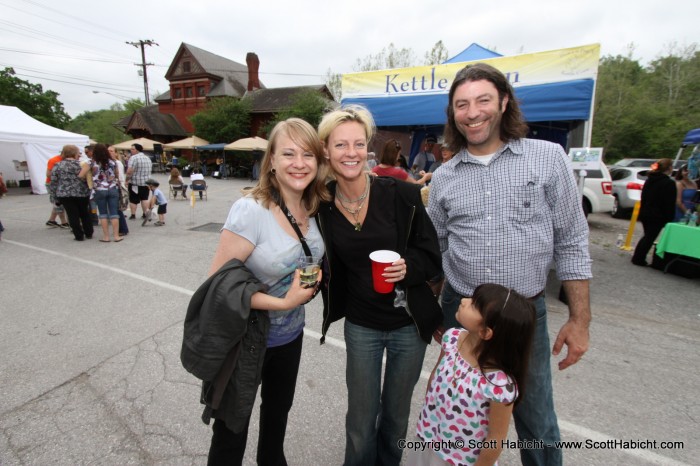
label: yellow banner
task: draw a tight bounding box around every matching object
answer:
[342,44,600,99]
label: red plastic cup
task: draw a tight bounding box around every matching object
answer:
[369,250,401,293]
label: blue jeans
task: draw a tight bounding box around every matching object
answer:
[439,281,461,330]
[93,187,119,219]
[344,320,427,466]
[441,284,562,466]
[513,295,562,466]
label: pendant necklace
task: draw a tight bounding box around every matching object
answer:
[337,174,370,231]
[281,200,308,234]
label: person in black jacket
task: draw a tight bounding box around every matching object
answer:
[317,105,443,466]
[632,158,677,266]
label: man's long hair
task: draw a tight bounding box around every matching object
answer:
[444,63,529,152]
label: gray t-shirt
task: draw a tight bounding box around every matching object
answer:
[223,196,324,347]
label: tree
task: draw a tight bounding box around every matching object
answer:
[591,53,647,161]
[592,43,700,162]
[353,43,417,72]
[0,67,71,128]
[189,97,251,143]
[262,89,333,136]
[67,99,145,144]
[325,68,343,101]
[424,40,449,65]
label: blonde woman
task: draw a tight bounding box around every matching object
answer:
[317,106,442,465]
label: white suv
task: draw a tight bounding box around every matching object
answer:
[575,163,614,217]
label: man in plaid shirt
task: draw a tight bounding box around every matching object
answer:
[125,143,152,219]
[428,63,592,466]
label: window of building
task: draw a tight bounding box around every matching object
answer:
[183,61,191,73]
[174,88,183,99]
[198,86,206,97]
[186,87,193,98]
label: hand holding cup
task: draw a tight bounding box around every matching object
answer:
[369,250,406,293]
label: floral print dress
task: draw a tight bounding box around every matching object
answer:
[416,328,517,465]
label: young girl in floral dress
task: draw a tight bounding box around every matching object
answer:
[409,284,536,465]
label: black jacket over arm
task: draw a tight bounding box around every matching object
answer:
[317,177,443,344]
[181,258,269,433]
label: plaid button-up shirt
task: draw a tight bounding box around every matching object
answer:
[428,138,592,298]
[128,153,152,186]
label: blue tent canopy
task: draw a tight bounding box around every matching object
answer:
[341,43,596,127]
[343,79,594,127]
[682,128,700,145]
[444,43,502,63]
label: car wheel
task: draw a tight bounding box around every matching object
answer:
[582,198,591,218]
[611,196,624,218]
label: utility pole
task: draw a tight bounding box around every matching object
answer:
[126,39,158,105]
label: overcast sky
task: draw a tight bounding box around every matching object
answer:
[1,0,697,117]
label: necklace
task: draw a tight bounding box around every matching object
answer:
[336,175,370,204]
[282,204,308,233]
[336,174,370,231]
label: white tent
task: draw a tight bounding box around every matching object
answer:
[0,105,89,194]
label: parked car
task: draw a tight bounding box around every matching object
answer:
[609,166,649,218]
[613,158,685,170]
[575,163,614,217]
[613,158,657,168]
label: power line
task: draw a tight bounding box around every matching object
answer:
[0,20,128,61]
[0,63,144,90]
[15,0,133,47]
[12,72,145,94]
[0,47,134,64]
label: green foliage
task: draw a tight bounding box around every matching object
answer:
[262,89,332,136]
[0,67,71,128]
[189,97,251,143]
[592,44,700,162]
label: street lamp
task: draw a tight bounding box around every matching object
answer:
[92,90,132,101]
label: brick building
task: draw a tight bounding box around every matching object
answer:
[119,43,335,143]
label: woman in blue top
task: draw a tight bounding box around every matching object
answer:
[206,118,330,465]
[674,164,698,221]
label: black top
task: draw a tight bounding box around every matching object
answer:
[639,172,677,224]
[330,180,413,330]
[318,176,444,344]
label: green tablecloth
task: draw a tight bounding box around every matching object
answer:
[655,222,700,260]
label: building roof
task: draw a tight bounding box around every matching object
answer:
[243,85,335,113]
[122,105,187,138]
[159,43,264,100]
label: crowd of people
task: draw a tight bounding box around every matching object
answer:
[39,142,206,240]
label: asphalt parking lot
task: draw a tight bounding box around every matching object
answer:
[0,177,698,465]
